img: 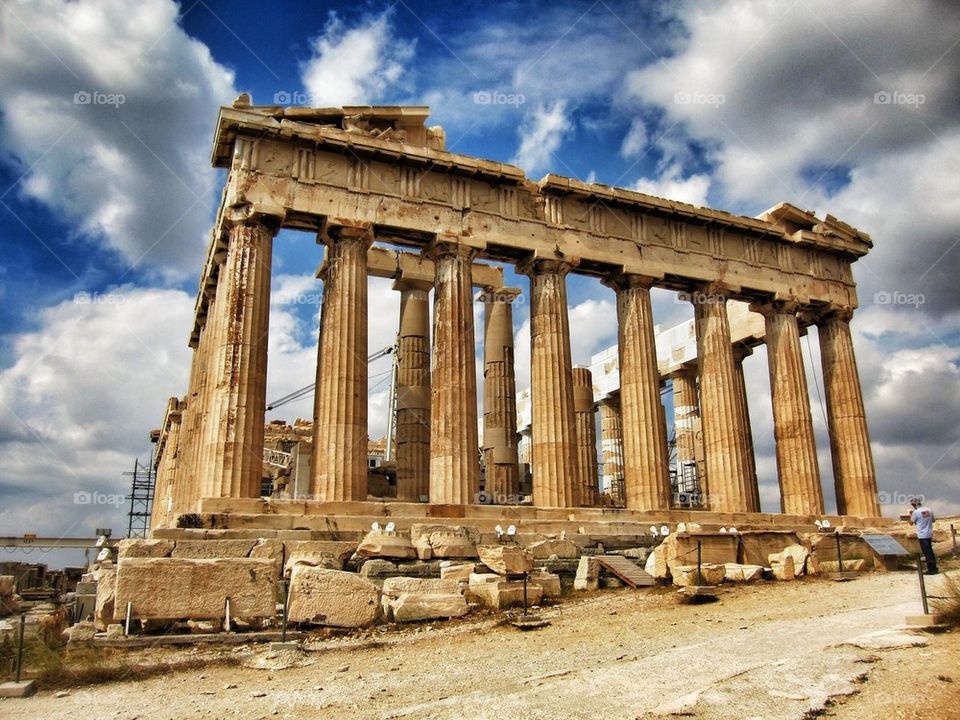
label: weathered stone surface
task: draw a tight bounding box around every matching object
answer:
[0,576,15,595]
[672,563,726,587]
[64,621,96,645]
[381,577,460,598]
[287,566,378,628]
[388,593,469,622]
[478,545,534,575]
[410,525,479,559]
[574,556,599,591]
[283,541,355,573]
[526,539,578,559]
[653,534,738,580]
[530,571,561,598]
[285,554,340,576]
[355,531,417,560]
[469,572,501,585]
[439,562,483,582]
[171,539,257,559]
[359,559,400,577]
[470,579,543,610]
[249,538,283,574]
[773,544,811,576]
[114,558,276,620]
[118,539,175,558]
[770,556,795,581]
[738,532,802,566]
[94,567,116,631]
[723,563,764,582]
[802,533,875,570]
[818,558,868,573]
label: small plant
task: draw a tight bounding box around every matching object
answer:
[931,572,960,626]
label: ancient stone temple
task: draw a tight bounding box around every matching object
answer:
[149,99,883,535]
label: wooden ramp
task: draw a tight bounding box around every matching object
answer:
[597,555,656,588]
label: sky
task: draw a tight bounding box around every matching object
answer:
[0,0,958,569]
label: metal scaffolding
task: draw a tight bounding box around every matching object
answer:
[124,456,155,538]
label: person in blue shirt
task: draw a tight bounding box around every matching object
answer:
[909,497,938,575]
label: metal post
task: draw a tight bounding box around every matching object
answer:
[952,524,957,550]
[917,555,930,615]
[225,597,231,633]
[835,532,843,574]
[697,540,703,586]
[522,572,528,615]
[124,601,132,636]
[281,580,289,642]
[14,611,25,683]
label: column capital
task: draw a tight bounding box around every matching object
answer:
[516,253,579,278]
[426,237,480,262]
[808,303,855,324]
[732,342,754,362]
[224,202,285,231]
[682,281,738,307]
[602,271,660,292]
[749,299,802,317]
[320,221,374,245]
[393,277,434,293]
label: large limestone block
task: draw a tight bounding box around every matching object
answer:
[653,534,738,580]
[359,559,400,577]
[672,563,726,587]
[249,539,284,575]
[94,567,117,631]
[477,545,534,575]
[738,532,801,566]
[410,523,482,546]
[574,556,599,591]
[0,576,15,595]
[530,571,562,598]
[723,563,764,582]
[381,577,460,598]
[526,539,578,559]
[389,593,469,622]
[772,544,811,576]
[114,558,276,620]
[355,531,417,560]
[118,539,175,558]
[439,562,483,582]
[283,541,356,574]
[470,580,543,610]
[802,533,875,570]
[287,566,379,628]
[410,524,480,559]
[818,558,868,573]
[469,572,501,585]
[770,556,795,581]
[171,539,257,559]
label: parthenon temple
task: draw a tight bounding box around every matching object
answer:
[148,99,884,535]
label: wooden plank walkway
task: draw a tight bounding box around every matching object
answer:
[597,555,656,588]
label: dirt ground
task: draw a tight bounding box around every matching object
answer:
[2,570,958,720]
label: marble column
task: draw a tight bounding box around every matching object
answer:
[202,217,275,499]
[173,322,208,516]
[393,278,432,502]
[691,283,753,513]
[429,241,481,505]
[606,273,670,511]
[731,346,761,513]
[311,223,373,502]
[481,287,521,504]
[598,397,625,505]
[520,257,579,508]
[817,307,880,517]
[572,367,599,507]
[670,365,705,505]
[196,280,229,501]
[754,302,823,516]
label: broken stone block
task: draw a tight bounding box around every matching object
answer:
[105,624,124,639]
[355,530,417,560]
[818,559,867,573]
[248,539,284,575]
[395,560,437,577]
[117,539,175,558]
[380,577,460,598]
[525,539,578,559]
[171,539,257,559]
[781,544,811,576]
[94,567,116,631]
[468,572,501,585]
[0,576,15,595]
[388,593,469,622]
[439,562,482,583]
[470,580,543,610]
[529,571,561,599]
[738,532,802,566]
[770,556,796,581]
[286,566,379,628]
[477,545,534,575]
[359,559,400,577]
[283,541,356,572]
[114,558,276,621]
[672,563,726,587]
[63,621,96,645]
[409,524,480,559]
[653,534,738,580]
[723,563,764,582]
[574,556,599,591]
[284,553,340,576]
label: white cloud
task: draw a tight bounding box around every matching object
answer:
[620,119,648,159]
[632,163,711,206]
[301,11,415,106]
[0,0,237,279]
[511,101,572,176]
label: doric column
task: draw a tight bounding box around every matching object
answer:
[572,367,599,507]
[691,283,753,513]
[481,287,521,504]
[311,223,373,502]
[173,320,209,516]
[731,346,761,513]
[670,365,705,505]
[196,280,228,500]
[393,278,432,502]
[429,240,481,504]
[201,216,276,499]
[519,257,579,508]
[754,302,823,515]
[817,307,880,516]
[598,396,625,505]
[605,273,670,511]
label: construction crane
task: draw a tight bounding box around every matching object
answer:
[265,344,396,411]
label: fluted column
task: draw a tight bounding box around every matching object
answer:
[311,223,373,502]
[196,280,229,500]
[692,283,753,513]
[173,320,208,516]
[754,302,823,515]
[670,365,705,506]
[817,307,880,517]
[393,278,432,502]
[731,346,761,513]
[605,273,670,511]
[572,367,599,507]
[598,396,625,505]
[481,287,521,504]
[201,217,276,499]
[429,240,481,504]
[520,257,579,508]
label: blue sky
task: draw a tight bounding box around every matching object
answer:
[1,0,958,568]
